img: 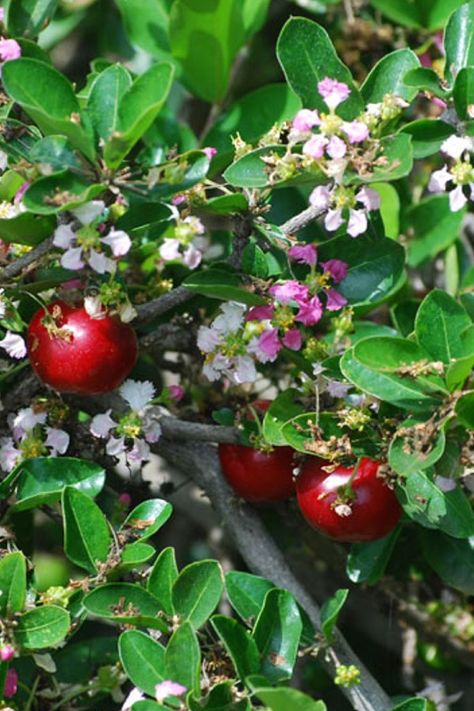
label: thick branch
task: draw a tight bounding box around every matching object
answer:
[157,438,392,711]
[136,286,193,322]
[139,322,196,353]
[280,205,325,236]
[160,417,239,443]
[0,236,54,281]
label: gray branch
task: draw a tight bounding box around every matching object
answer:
[157,438,392,711]
[160,417,239,443]
[0,236,54,281]
[136,286,193,322]
[280,205,326,236]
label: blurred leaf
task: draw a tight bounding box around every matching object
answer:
[6,0,58,38]
[119,630,165,696]
[415,289,473,363]
[183,268,266,305]
[403,67,449,98]
[62,486,111,574]
[262,389,304,446]
[347,528,401,584]
[444,1,474,83]
[370,0,465,30]
[15,605,70,649]
[242,0,270,39]
[361,49,419,103]
[83,583,167,631]
[404,195,464,267]
[401,120,454,159]
[0,211,56,245]
[254,687,327,711]
[453,67,474,119]
[115,0,172,60]
[391,300,419,337]
[211,615,260,679]
[121,498,172,541]
[29,135,84,172]
[149,150,210,199]
[87,64,132,142]
[320,588,348,642]
[276,17,363,119]
[23,170,105,215]
[172,559,223,629]
[372,183,400,239]
[0,552,26,615]
[147,546,178,614]
[420,530,474,594]
[455,391,474,428]
[165,621,201,694]
[241,242,268,278]
[225,571,274,621]
[54,637,118,684]
[203,194,249,215]
[390,700,430,711]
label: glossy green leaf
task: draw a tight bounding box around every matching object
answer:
[23,170,105,215]
[149,150,210,199]
[115,0,172,60]
[361,49,419,103]
[211,615,260,679]
[225,571,274,621]
[87,64,132,142]
[390,699,430,711]
[172,559,223,629]
[370,0,465,30]
[403,67,449,98]
[121,498,172,541]
[404,195,464,267]
[320,588,348,642]
[401,119,455,159]
[444,1,474,83]
[353,134,413,184]
[14,605,70,649]
[276,17,363,119]
[147,546,178,615]
[420,530,474,594]
[0,211,56,246]
[254,688,327,711]
[389,421,446,476]
[455,391,474,428]
[29,135,84,172]
[262,389,304,446]
[6,0,58,38]
[223,145,288,188]
[241,242,268,278]
[203,194,248,215]
[397,470,474,538]
[347,528,401,584]
[415,289,473,364]
[83,583,167,631]
[103,62,174,169]
[252,589,302,682]
[13,457,106,512]
[0,552,26,615]
[119,542,156,571]
[453,67,474,119]
[119,630,165,696]
[165,621,201,694]
[2,58,95,160]
[62,486,111,574]
[182,268,266,306]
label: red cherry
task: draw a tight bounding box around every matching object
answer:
[27,301,138,395]
[218,443,295,503]
[296,457,401,542]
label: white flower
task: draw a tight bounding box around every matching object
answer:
[183,243,202,269]
[72,200,105,225]
[121,687,144,711]
[84,295,106,319]
[13,408,47,437]
[213,302,246,334]
[0,332,26,359]
[356,186,380,211]
[326,135,347,159]
[126,438,150,466]
[449,184,467,212]
[90,410,118,438]
[309,185,331,210]
[428,165,451,193]
[0,288,6,319]
[155,680,187,703]
[231,356,257,384]
[100,229,131,257]
[0,438,20,472]
[197,326,220,352]
[324,209,344,232]
[118,301,137,323]
[45,428,69,455]
[119,379,155,412]
[347,209,368,237]
[88,249,115,274]
[160,238,181,261]
[441,135,473,160]
[106,436,126,457]
[53,224,75,249]
[142,414,162,444]
[60,246,85,271]
[54,218,130,274]
[0,151,8,172]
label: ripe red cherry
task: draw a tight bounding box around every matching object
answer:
[296,457,401,542]
[218,443,295,503]
[27,301,138,395]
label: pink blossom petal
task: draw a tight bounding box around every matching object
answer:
[303,134,328,159]
[246,304,275,321]
[88,249,114,274]
[60,246,85,271]
[45,427,70,455]
[449,185,467,212]
[90,410,118,438]
[183,243,202,269]
[295,295,323,326]
[288,243,317,266]
[292,109,320,133]
[282,328,302,350]
[0,38,21,62]
[155,680,187,703]
[269,280,309,305]
[326,135,347,159]
[168,384,185,402]
[0,645,14,662]
[0,438,21,472]
[249,328,282,363]
[100,229,131,257]
[232,356,257,384]
[203,146,217,159]
[428,165,451,193]
[160,238,181,261]
[127,438,150,465]
[342,120,369,144]
[324,208,344,232]
[53,224,76,249]
[309,185,332,210]
[197,326,220,352]
[325,288,347,311]
[320,259,348,283]
[356,186,380,212]
[317,77,350,110]
[347,209,367,237]
[106,436,126,457]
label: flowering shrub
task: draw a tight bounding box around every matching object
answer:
[0,1,473,710]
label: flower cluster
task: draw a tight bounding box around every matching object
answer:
[53,200,131,274]
[428,135,474,211]
[90,380,162,468]
[160,212,208,270]
[197,248,348,384]
[0,404,70,472]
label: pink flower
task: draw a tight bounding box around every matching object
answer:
[309,185,332,210]
[295,295,323,326]
[168,384,185,402]
[172,194,186,205]
[246,304,275,321]
[288,243,317,266]
[183,243,202,269]
[0,646,15,662]
[325,288,347,311]
[343,120,369,144]
[100,229,131,257]
[356,186,380,211]
[292,109,320,133]
[282,328,302,350]
[118,492,132,507]
[269,280,309,305]
[324,209,344,232]
[155,680,187,703]
[321,259,348,283]
[326,135,347,159]
[203,146,217,159]
[249,328,282,363]
[317,77,350,110]
[0,38,21,62]
[347,209,367,237]
[4,668,17,698]
[160,238,181,261]
[303,134,328,159]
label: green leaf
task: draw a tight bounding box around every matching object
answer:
[361,49,419,103]
[453,67,474,119]
[262,389,304,446]
[121,498,172,541]
[0,211,56,246]
[0,552,26,615]
[415,289,473,364]
[87,64,132,142]
[353,134,413,184]
[119,542,156,571]
[404,195,464,267]
[347,528,401,584]
[172,559,224,629]
[62,486,111,574]
[115,0,172,60]
[403,67,449,99]
[133,703,167,711]
[54,637,118,684]
[241,242,268,279]
[455,391,474,428]
[223,145,288,188]
[165,621,201,694]
[372,183,400,239]
[390,699,430,711]
[14,605,70,649]
[225,571,274,621]
[2,58,95,161]
[320,588,348,642]
[29,135,85,172]
[389,421,446,476]
[252,589,302,683]
[119,630,165,696]
[147,546,178,615]
[83,583,168,631]
[444,1,474,84]
[211,615,260,680]
[241,0,270,39]
[254,688,327,711]
[149,150,210,200]
[276,17,363,119]
[203,194,249,215]
[6,0,58,38]
[13,457,106,512]
[103,61,174,169]
[370,0,465,30]
[397,470,474,538]
[182,268,266,306]
[401,119,454,159]
[23,170,105,215]
[420,530,474,594]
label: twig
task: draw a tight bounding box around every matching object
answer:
[156,438,392,711]
[0,236,54,281]
[135,286,193,322]
[280,205,326,236]
[160,417,239,444]
[139,322,196,353]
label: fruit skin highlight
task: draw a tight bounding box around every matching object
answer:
[296,456,402,542]
[27,300,138,395]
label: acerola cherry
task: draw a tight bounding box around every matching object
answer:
[218,444,295,503]
[27,301,138,395]
[296,456,401,542]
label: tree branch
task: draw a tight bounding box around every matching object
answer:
[156,438,392,711]
[0,236,54,281]
[280,205,326,236]
[136,286,194,323]
[160,417,239,443]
